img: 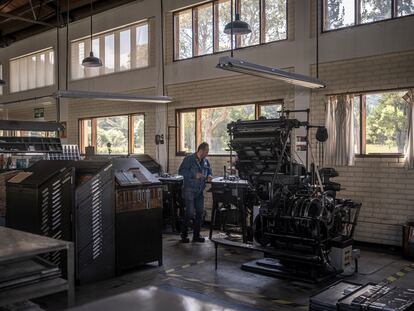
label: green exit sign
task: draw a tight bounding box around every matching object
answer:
[34,108,44,119]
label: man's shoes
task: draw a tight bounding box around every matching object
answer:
[181,237,190,243]
[192,236,205,243]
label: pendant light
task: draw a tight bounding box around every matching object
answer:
[82,0,102,67]
[224,13,251,35]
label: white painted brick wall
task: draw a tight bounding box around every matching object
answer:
[310,50,414,246]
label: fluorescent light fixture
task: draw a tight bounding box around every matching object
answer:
[217,56,326,89]
[54,90,173,104]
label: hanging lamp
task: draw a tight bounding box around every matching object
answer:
[224,13,251,35]
[82,0,102,67]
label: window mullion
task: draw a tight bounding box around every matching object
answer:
[260,0,265,44]
[115,31,120,72]
[355,0,361,25]
[99,35,105,75]
[131,26,137,69]
[129,115,133,154]
[91,118,97,150]
[193,8,198,57]
[361,95,366,155]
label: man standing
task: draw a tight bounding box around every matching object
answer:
[178,142,212,243]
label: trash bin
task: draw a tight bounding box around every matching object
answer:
[403,222,414,259]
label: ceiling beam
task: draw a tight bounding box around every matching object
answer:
[0,11,56,27]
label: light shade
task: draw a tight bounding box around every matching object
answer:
[54,90,173,104]
[82,51,102,68]
[217,56,326,89]
[224,14,251,35]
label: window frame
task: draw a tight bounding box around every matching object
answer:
[70,20,150,81]
[173,0,288,61]
[175,100,284,156]
[322,0,414,33]
[330,88,410,158]
[78,112,145,155]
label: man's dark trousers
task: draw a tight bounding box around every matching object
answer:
[181,190,204,239]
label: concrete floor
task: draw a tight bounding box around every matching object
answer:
[35,229,414,311]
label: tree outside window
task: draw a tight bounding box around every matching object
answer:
[79,114,145,155]
[324,0,413,31]
[174,0,287,60]
[176,101,283,154]
[354,91,408,154]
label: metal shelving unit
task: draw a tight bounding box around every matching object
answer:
[0,226,74,307]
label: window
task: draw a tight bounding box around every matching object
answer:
[397,0,414,16]
[174,0,287,60]
[174,9,193,60]
[323,0,413,31]
[353,91,408,155]
[360,0,392,23]
[132,114,145,154]
[178,111,196,153]
[176,101,283,154]
[259,103,283,118]
[239,0,260,47]
[79,114,145,154]
[71,21,149,80]
[10,48,54,93]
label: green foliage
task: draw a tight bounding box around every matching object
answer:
[265,0,287,41]
[327,0,346,29]
[361,0,391,22]
[366,92,408,153]
[201,105,255,154]
[96,116,129,154]
[397,0,414,16]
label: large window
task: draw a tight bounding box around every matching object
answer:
[79,113,145,154]
[71,21,149,80]
[176,101,283,154]
[174,0,287,60]
[323,0,414,31]
[10,48,54,93]
[353,91,408,155]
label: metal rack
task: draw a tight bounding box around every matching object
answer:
[0,227,74,307]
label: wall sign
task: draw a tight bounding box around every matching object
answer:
[34,108,45,119]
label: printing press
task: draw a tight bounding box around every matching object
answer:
[211,114,361,282]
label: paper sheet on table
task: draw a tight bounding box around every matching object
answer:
[7,172,33,183]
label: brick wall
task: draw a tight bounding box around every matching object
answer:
[1,101,57,121]
[310,50,414,246]
[166,73,295,217]
[66,87,158,159]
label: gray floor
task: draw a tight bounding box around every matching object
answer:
[36,229,414,311]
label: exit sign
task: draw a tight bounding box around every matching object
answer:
[34,108,44,119]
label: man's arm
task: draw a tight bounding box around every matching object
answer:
[179,156,195,180]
